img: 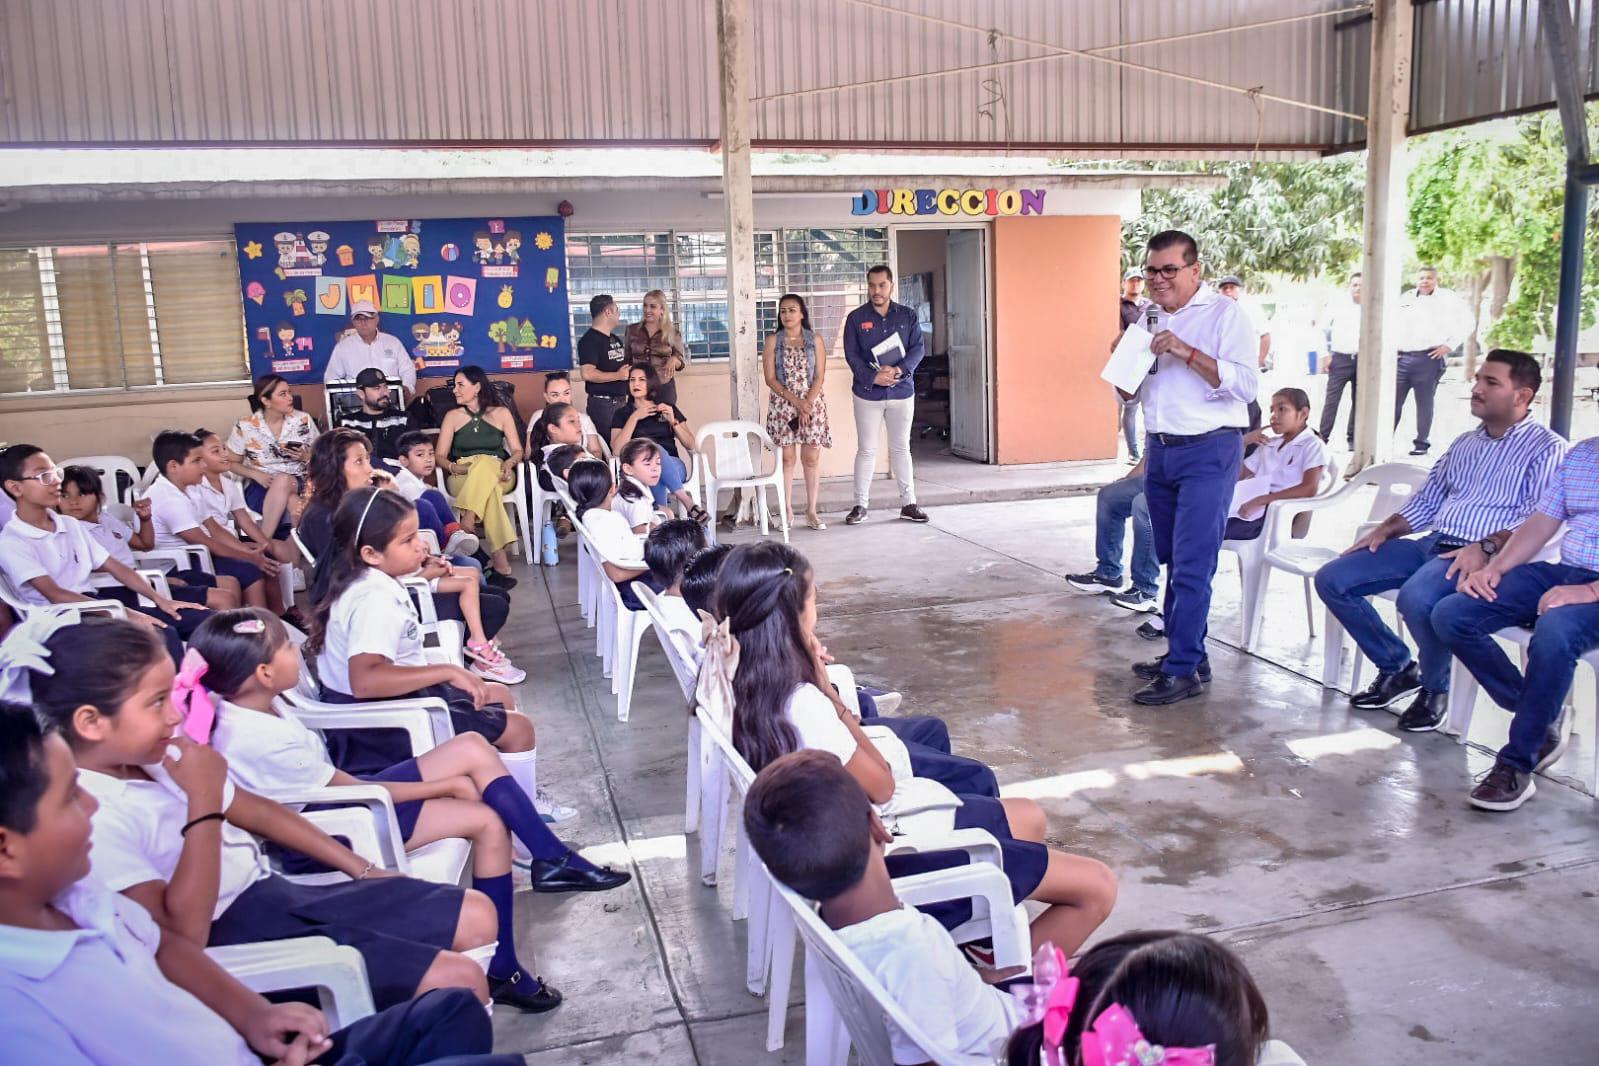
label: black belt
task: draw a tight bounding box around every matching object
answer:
[1330,350,1356,358]
[1399,348,1436,356]
[1148,426,1243,448]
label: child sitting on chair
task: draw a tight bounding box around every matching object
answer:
[1226,388,1328,542]
[644,518,707,640]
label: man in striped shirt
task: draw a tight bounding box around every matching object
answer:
[1314,350,1567,728]
[1433,437,1599,810]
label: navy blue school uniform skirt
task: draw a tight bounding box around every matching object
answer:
[319,683,508,776]
[861,714,1001,799]
[242,477,297,539]
[207,872,463,1009]
[272,760,426,876]
[886,793,1048,932]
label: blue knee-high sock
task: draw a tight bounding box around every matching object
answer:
[480,777,596,869]
[474,873,540,991]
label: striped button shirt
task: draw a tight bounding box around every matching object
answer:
[1398,416,1568,542]
[1538,436,1599,570]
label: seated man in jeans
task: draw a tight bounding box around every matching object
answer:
[1065,459,1159,613]
[1432,437,1599,811]
[1313,350,1567,728]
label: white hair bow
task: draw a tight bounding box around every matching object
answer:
[693,610,739,733]
[0,611,75,705]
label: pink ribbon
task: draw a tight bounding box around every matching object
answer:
[1009,944,1079,1066]
[173,648,216,743]
[1079,1003,1217,1066]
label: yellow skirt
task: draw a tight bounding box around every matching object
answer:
[446,454,517,552]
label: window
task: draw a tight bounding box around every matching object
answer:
[564,227,889,362]
[0,240,248,395]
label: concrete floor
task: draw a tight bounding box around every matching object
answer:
[487,493,1599,1064]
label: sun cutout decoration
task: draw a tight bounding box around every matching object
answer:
[533,232,554,251]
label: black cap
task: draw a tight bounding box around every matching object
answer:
[354,367,387,389]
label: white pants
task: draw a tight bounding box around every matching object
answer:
[851,394,917,507]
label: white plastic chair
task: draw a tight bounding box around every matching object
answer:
[694,420,789,543]
[1220,452,1341,652]
[99,502,217,578]
[207,937,375,1030]
[59,454,144,505]
[0,568,130,623]
[433,463,535,559]
[552,476,603,628]
[635,585,702,701]
[574,511,653,722]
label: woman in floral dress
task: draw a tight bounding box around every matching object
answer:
[761,293,832,530]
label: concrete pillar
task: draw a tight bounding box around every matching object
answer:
[716,0,759,425]
[1351,0,1412,472]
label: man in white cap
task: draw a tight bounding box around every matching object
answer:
[324,300,416,398]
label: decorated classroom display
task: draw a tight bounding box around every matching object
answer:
[235,216,571,382]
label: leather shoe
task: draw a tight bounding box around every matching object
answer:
[490,972,564,1013]
[1132,655,1210,683]
[528,853,632,894]
[1132,674,1204,705]
[899,504,930,523]
[845,506,868,525]
[1397,689,1448,732]
[1349,662,1421,710]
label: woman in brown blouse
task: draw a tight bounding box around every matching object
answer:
[624,289,688,405]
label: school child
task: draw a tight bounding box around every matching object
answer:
[1225,388,1329,541]
[0,707,523,1065]
[644,519,707,641]
[568,461,652,612]
[386,430,480,560]
[307,487,572,824]
[529,403,603,494]
[57,464,233,610]
[615,438,670,533]
[544,444,601,491]
[189,428,298,617]
[527,372,605,455]
[705,541,1117,954]
[0,613,528,1012]
[0,445,210,664]
[192,607,629,897]
[144,430,278,613]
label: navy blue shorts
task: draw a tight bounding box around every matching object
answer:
[886,793,1048,932]
[208,873,462,1009]
[319,683,508,776]
[171,567,217,589]
[212,554,264,590]
[242,477,298,539]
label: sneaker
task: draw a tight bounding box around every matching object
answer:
[444,529,481,557]
[1109,589,1159,613]
[899,504,930,523]
[1469,761,1536,812]
[485,569,519,591]
[469,656,527,684]
[1409,446,1430,456]
[535,788,578,824]
[1349,662,1422,710]
[1396,690,1447,732]
[1135,616,1165,641]
[1066,571,1124,593]
[1534,728,1569,773]
[871,691,903,715]
[844,506,869,525]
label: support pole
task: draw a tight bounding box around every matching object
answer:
[716,0,759,426]
[1350,0,1412,473]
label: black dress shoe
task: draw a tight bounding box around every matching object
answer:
[528,853,632,894]
[489,972,564,1013]
[1409,446,1430,456]
[1132,655,1211,682]
[1132,674,1205,705]
[1349,662,1422,710]
[1397,689,1448,732]
[485,569,519,590]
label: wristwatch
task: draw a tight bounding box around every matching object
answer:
[1478,537,1500,558]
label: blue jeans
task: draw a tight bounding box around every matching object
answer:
[1433,561,1599,772]
[1146,429,1243,676]
[1313,532,1461,692]
[648,449,690,509]
[1094,476,1158,598]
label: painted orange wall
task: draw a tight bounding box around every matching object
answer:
[992,216,1121,463]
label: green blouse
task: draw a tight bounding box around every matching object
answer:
[451,409,508,460]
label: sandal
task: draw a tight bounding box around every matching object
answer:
[466,639,507,667]
[688,505,711,525]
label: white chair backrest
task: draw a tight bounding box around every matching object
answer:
[1355,462,1429,522]
[634,584,702,699]
[696,707,758,793]
[60,455,144,506]
[695,420,776,482]
[290,528,317,569]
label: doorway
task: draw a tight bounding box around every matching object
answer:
[894,225,993,463]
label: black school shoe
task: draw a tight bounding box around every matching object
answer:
[485,569,519,591]
[1349,662,1422,710]
[1132,655,1211,683]
[528,853,631,893]
[1132,674,1204,705]
[490,972,563,1013]
[1397,690,1448,732]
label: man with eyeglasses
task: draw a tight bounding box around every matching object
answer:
[1119,231,1260,705]
[324,301,417,399]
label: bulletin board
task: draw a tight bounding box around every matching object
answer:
[234,216,571,383]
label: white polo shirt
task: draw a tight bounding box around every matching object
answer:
[0,512,110,604]
[1230,430,1330,519]
[1326,299,1362,355]
[529,406,601,444]
[83,512,139,567]
[315,568,428,695]
[0,879,256,1066]
[1395,286,1473,353]
[324,331,417,394]
[1133,284,1260,436]
[211,699,336,797]
[186,474,248,534]
[580,507,646,568]
[144,476,206,550]
[613,479,661,531]
[77,765,272,920]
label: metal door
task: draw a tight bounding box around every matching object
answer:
[946,228,991,461]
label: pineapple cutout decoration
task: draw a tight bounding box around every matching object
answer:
[497,284,514,309]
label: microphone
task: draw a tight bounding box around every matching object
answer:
[1146,308,1161,375]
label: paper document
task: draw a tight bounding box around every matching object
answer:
[1101,323,1156,394]
[1229,475,1272,520]
[869,332,907,368]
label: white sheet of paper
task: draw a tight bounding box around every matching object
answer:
[869,333,907,366]
[1100,323,1156,393]
[1229,475,1272,520]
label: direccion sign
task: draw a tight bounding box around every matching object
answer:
[850,187,1048,216]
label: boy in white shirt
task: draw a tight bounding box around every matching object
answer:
[386,430,480,559]
[1226,387,1329,541]
[643,518,707,641]
[188,431,297,618]
[744,750,1023,1064]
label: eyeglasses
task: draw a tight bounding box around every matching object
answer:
[1142,264,1191,280]
[20,467,63,486]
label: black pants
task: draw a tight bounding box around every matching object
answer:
[1395,349,1447,451]
[318,987,521,1065]
[1319,351,1357,445]
[585,394,626,444]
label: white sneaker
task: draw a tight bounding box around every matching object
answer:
[535,788,578,824]
[445,529,481,557]
[871,691,903,715]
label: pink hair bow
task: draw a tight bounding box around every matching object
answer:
[1079,1004,1216,1066]
[1010,944,1079,1066]
[173,648,216,743]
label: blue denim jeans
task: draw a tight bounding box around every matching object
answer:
[647,448,690,508]
[1094,476,1158,598]
[1432,561,1599,772]
[1312,532,1462,692]
[1146,429,1243,676]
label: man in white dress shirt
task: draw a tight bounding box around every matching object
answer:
[1121,231,1260,705]
[323,300,417,398]
[1395,265,1473,456]
[1319,273,1362,448]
